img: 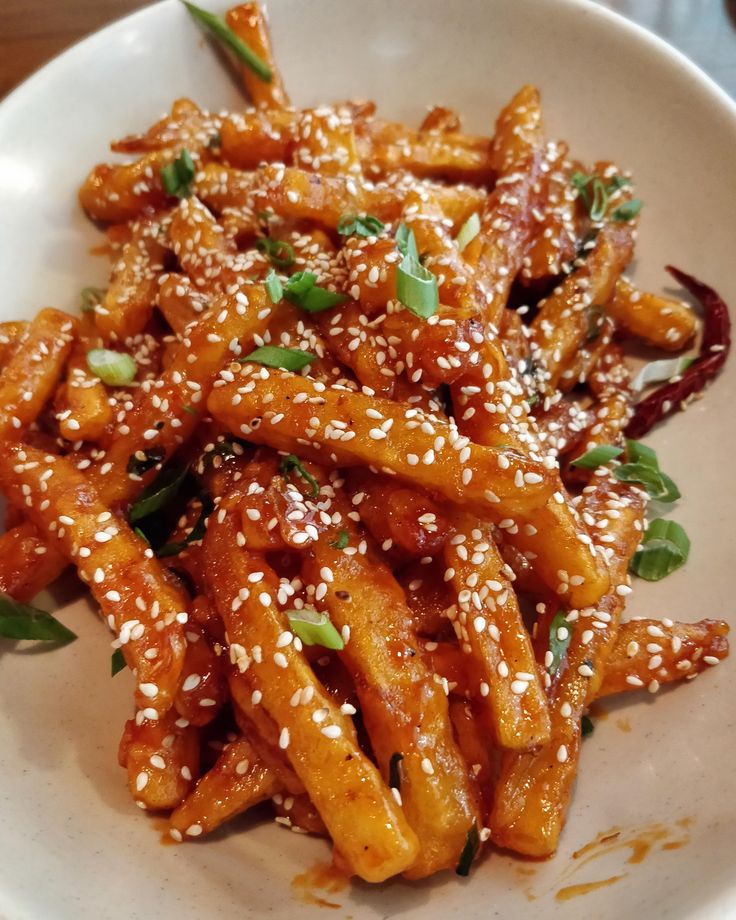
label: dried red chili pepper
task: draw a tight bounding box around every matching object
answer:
[625,267,731,438]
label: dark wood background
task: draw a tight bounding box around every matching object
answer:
[2,0,736,100]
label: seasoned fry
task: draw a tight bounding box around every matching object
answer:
[207,364,555,516]
[607,277,697,351]
[169,737,278,839]
[225,4,290,109]
[0,443,187,713]
[119,708,199,810]
[443,508,551,750]
[0,521,68,601]
[0,308,76,436]
[598,618,729,696]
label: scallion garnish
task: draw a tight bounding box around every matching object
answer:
[330,530,349,550]
[283,272,348,313]
[127,447,165,477]
[279,453,319,498]
[264,268,283,304]
[394,224,439,319]
[581,715,594,737]
[547,610,572,674]
[570,445,623,469]
[160,149,196,198]
[242,345,315,371]
[256,237,295,269]
[455,822,481,877]
[181,1,272,82]
[614,440,680,503]
[286,608,344,650]
[336,214,385,238]
[629,518,690,581]
[388,752,404,789]
[455,212,481,253]
[111,648,127,676]
[157,493,214,558]
[80,286,107,313]
[129,464,189,523]
[612,199,643,222]
[86,348,137,386]
[0,594,76,644]
[630,356,694,393]
[585,305,606,340]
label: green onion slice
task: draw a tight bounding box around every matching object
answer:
[455,212,481,253]
[264,268,283,304]
[0,594,76,644]
[279,453,319,498]
[242,345,315,371]
[581,714,594,737]
[287,608,344,650]
[395,222,417,259]
[570,445,623,469]
[547,610,572,674]
[111,648,127,676]
[614,463,680,503]
[625,439,658,469]
[161,149,196,198]
[629,518,690,581]
[283,272,348,313]
[456,822,481,877]
[157,493,214,558]
[129,464,189,523]
[256,237,295,268]
[80,286,107,313]
[337,214,385,238]
[330,529,349,550]
[630,356,694,393]
[127,447,165,477]
[181,1,272,82]
[396,229,439,320]
[87,348,137,386]
[612,199,643,222]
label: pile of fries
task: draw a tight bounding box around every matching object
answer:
[0,2,730,884]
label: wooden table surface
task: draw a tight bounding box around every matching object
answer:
[2,0,736,100]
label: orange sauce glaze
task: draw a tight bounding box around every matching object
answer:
[292,860,349,910]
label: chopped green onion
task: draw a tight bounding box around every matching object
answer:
[202,439,245,467]
[133,527,150,546]
[570,445,624,469]
[614,463,680,503]
[157,493,214,558]
[630,356,694,393]
[337,214,385,238]
[286,608,344,650]
[395,228,439,319]
[279,454,319,498]
[571,172,631,222]
[256,237,295,268]
[127,447,165,477]
[395,222,417,259]
[86,348,137,386]
[111,648,127,676]
[160,149,196,198]
[581,714,594,737]
[608,175,631,191]
[181,1,272,82]
[547,610,572,674]
[585,305,606,340]
[629,518,690,581]
[388,752,404,789]
[0,594,76,644]
[242,345,315,371]
[80,286,107,313]
[264,268,283,304]
[330,530,349,550]
[612,199,643,222]
[589,178,608,221]
[129,464,189,523]
[625,439,658,469]
[455,212,481,253]
[183,404,197,415]
[456,822,480,876]
[283,271,347,313]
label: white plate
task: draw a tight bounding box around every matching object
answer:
[1,2,735,918]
